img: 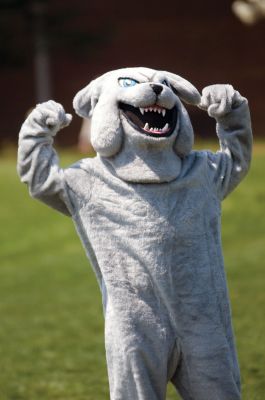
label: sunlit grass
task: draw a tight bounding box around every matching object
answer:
[0,143,264,399]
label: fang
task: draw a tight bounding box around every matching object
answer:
[162,123,169,132]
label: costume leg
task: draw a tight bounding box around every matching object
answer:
[171,334,241,400]
[104,311,172,400]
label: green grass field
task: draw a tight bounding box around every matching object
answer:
[1,143,265,400]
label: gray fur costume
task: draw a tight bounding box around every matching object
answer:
[17,67,252,400]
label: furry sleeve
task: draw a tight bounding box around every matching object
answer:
[205,96,252,200]
[17,101,73,216]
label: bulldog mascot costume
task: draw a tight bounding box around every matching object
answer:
[18,67,252,400]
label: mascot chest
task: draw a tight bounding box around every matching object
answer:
[80,168,215,243]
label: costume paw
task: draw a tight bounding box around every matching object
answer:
[199,84,244,118]
[29,100,72,135]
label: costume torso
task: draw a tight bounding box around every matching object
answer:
[66,154,232,337]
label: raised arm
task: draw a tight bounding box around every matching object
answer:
[17,100,73,215]
[199,84,253,200]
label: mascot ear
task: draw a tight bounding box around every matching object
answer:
[174,99,194,157]
[73,76,103,118]
[73,74,123,158]
[163,71,201,106]
[161,71,199,157]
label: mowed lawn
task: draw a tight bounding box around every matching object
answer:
[0,143,265,400]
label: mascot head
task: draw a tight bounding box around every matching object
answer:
[73,67,201,183]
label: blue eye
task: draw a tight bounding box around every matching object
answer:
[118,78,139,88]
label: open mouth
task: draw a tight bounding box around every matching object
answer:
[119,102,178,137]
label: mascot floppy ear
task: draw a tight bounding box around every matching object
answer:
[73,76,103,118]
[73,75,123,157]
[162,71,201,158]
[163,71,201,106]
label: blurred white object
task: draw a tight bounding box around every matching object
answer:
[232,0,265,24]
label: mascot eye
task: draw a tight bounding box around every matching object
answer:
[118,78,139,88]
[162,80,169,86]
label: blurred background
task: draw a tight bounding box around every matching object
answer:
[0,0,265,146]
[0,1,265,399]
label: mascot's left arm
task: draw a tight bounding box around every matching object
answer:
[200,84,252,200]
[17,100,73,215]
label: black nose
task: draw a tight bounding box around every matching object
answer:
[150,84,163,95]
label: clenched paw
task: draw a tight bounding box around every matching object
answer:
[199,84,244,118]
[29,100,72,135]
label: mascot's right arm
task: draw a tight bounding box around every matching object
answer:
[17,100,73,216]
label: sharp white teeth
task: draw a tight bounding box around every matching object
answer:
[144,123,149,130]
[150,127,154,132]
[141,106,166,117]
[162,123,169,132]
